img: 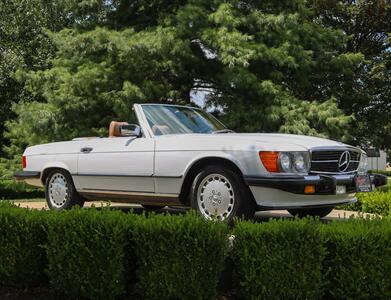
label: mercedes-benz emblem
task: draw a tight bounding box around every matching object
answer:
[338,150,351,172]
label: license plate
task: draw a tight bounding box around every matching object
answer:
[355,174,372,192]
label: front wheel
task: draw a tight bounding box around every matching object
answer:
[190,165,255,223]
[45,169,85,210]
[288,206,334,218]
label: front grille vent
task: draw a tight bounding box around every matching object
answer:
[310,149,361,174]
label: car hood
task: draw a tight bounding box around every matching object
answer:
[155,132,356,152]
[231,133,348,149]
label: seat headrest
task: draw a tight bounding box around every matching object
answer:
[109,121,129,137]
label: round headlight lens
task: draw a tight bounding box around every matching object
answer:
[294,153,307,173]
[279,153,292,172]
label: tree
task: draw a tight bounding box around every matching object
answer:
[0,0,74,177]
[4,0,365,175]
[0,0,72,152]
[313,0,391,150]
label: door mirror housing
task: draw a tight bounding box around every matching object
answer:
[119,124,141,137]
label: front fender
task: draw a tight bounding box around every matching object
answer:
[182,150,266,179]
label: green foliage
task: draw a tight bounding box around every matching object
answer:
[369,170,391,178]
[355,191,391,216]
[0,179,44,199]
[1,0,390,171]
[232,218,325,300]
[313,0,391,149]
[357,191,391,216]
[0,0,69,155]
[46,208,132,300]
[2,0,368,170]
[2,205,391,299]
[341,177,391,215]
[0,202,48,288]
[322,218,391,300]
[133,212,228,300]
[7,26,189,146]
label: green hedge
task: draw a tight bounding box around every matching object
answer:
[342,190,391,216]
[46,208,133,300]
[233,217,391,300]
[322,218,391,300]
[357,191,391,216]
[0,202,48,288]
[369,169,391,177]
[0,179,44,199]
[233,218,325,299]
[133,212,228,300]
[1,204,391,299]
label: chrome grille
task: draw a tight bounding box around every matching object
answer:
[310,149,361,174]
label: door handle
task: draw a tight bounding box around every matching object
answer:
[80,147,93,153]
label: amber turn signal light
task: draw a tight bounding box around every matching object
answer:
[259,151,279,172]
[304,185,315,194]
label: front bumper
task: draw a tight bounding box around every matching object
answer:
[14,171,41,181]
[244,173,387,195]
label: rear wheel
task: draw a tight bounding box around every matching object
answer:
[190,165,255,223]
[45,169,85,210]
[288,206,334,218]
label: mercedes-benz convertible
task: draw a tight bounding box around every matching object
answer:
[15,103,387,221]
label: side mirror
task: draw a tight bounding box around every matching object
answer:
[119,124,141,137]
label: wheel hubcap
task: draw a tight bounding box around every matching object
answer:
[197,173,235,220]
[48,173,69,208]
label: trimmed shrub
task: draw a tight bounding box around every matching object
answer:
[0,179,44,199]
[357,191,391,215]
[232,218,325,300]
[369,170,391,177]
[322,217,391,300]
[342,191,391,216]
[0,202,48,288]
[133,212,228,300]
[46,208,133,300]
[2,203,391,299]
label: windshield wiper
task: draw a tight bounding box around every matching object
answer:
[212,129,235,134]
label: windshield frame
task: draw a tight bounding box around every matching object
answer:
[136,103,228,137]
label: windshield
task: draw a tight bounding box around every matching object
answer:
[141,104,227,136]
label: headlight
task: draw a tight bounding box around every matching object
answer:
[293,153,309,173]
[279,153,292,172]
[260,151,310,174]
[358,153,368,174]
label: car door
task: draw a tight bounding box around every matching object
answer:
[74,136,155,193]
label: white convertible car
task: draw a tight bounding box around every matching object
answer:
[15,103,387,221]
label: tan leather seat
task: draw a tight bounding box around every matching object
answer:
[109,121,129,137]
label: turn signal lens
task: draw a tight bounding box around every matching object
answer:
[22,155,26,169]
[304,185,315,194]
[259,151,279,172]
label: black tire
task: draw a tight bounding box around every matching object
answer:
[141,204,165,211]
[287,206,334,218]
[190,165,255,223]
[45,169,85,210]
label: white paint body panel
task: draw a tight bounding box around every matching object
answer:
[250,187,356,208]
[75,137,154,192]
[21,104,360,209]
